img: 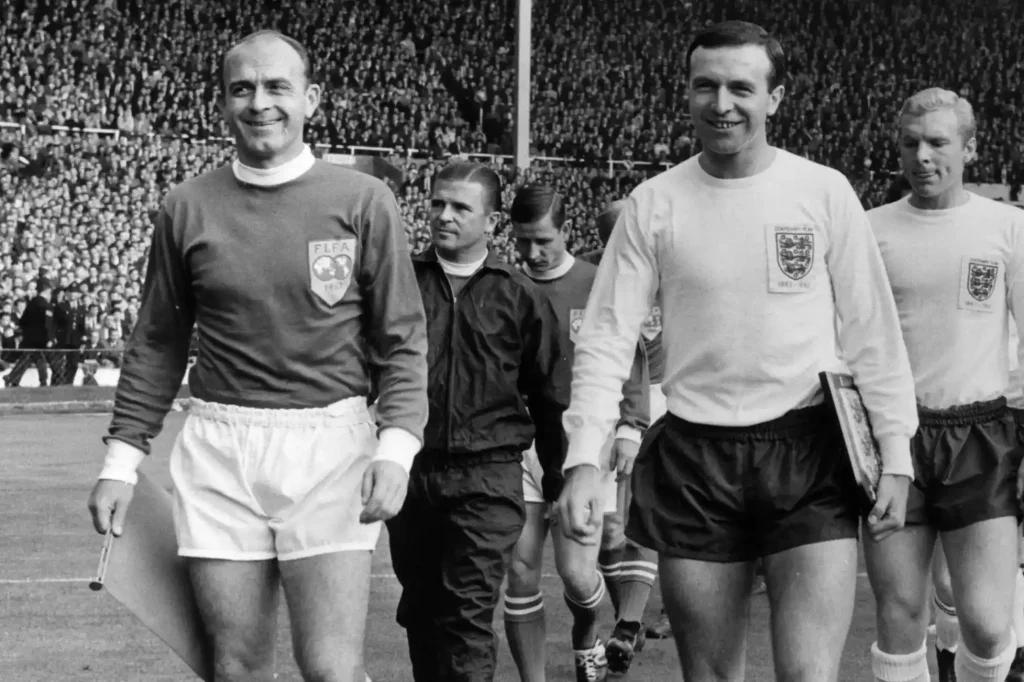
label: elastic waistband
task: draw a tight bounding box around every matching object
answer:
[189,396,371,428]
[918,397,1007,428]
[666,404,830,443]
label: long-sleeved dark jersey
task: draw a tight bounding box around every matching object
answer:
[106,162,429,454]
[525,256,649,435]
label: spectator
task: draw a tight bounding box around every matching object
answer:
[4,278,55,387]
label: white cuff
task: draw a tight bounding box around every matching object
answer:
[98,440,146,485]
[374,427,422,475]
[878,434,915,479]
[615,425,643,445]
[562,427,610,474]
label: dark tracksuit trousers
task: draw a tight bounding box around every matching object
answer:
[387,450,526,682]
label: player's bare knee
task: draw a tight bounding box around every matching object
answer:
[876,589,931,645]
[295,654,362,682]
[557,550,601,599]
[931,562,954,603]
[506,551,543,593]
[958,607,1013,657]
[601,511,624,549]
[213,648,275,682]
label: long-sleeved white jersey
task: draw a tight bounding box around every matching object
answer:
[563,149,919,477]
[869,193,1024,411]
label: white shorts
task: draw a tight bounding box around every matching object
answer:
[650,382,668,423]
[522,436,617,514]
[169,396,381,561]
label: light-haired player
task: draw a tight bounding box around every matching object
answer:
[503,184,650,682]
[580,201,665,659]
[865,87,1024,682]
[557,20,919,681]
[86,30,428,682]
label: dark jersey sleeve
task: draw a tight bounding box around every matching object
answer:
[617,342,650,432]
[359,186,429,442]
[518,287,572,502]
[105,207,195,454]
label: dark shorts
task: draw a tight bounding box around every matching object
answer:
[626,404,860,563]
[905,397,1023,532]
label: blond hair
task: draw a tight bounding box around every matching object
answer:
[898,87,976,143]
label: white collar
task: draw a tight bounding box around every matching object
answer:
[437,252,487,277]
[232,145,316,187]
[524,254,575,281]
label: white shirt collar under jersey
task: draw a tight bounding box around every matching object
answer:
[437,252,487,277]
[524,253,575,281]
[232,145,316,186]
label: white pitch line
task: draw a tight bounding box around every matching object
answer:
[0,572,872,585]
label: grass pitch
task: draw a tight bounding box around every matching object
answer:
[1,410,944,680]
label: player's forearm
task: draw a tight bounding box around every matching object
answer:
[105,208,195,456]
[830,189,918,477]
[107,337,192,455]
[565,194,657,471]
[616,344,650,439]
[363,187,430,454]
[563,338,638,471]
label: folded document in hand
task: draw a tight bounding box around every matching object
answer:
[97,471,215,681]
[819,371,883,508]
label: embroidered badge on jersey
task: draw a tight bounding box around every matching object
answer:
[765,224,816,293]
[308,238,356,306]
[569,308,585,344]
[958,256,1001,313]
[641,306,662,341]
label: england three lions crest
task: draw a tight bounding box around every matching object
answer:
[309,238,356,306]
[569,308,585,344]
[967,260,998,301]
[775,232,815,281]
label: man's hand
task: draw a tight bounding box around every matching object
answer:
[87,479,135,537]
[866,474,911,543]
[556,464,603,545]
[360,460,409,524]
[610,438,640,481]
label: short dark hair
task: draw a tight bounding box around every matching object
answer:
[510,184,565,229]
[219,30,315,94]
[435,161,503,214]
[686,21,787,90]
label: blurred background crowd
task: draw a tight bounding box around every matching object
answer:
[2,0,1024,383]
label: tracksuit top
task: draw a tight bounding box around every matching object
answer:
[414,249,571,501]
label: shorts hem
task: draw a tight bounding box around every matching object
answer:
[626,523,859,563]
[759,526,859,557]
[277,541,378,561]
[911,510,1022,533]
[524,495,545,505]
[177,548,278,561]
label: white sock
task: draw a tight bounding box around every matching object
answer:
[954,630,1017,681]
[1014,570,1024,647]
[871,641,931,682]
[934,595,960,653]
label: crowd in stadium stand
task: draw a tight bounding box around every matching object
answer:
[2,0,1024,381]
